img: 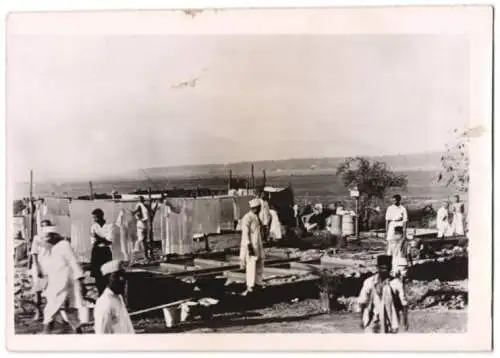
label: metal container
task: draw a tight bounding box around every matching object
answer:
[328,215,342,236]
[342,214,355,236]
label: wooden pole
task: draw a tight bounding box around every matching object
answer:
[28,170,34,266]
[228,169,232,192]
[355,197,360,241]
[251,164,255,190]
[89,181,94,200]
[262,169,267,187]
[148,187,153,243]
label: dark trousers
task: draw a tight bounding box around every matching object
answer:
[90,244,112,296]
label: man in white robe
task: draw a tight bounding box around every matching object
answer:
[239,199,265,296]
[94,260,135,334]
[436,201,452,238]
[269,205,282,240]
[451,195,466,235]
[29,219,52,321]
[41,227,86,334]
[385,194,408,240]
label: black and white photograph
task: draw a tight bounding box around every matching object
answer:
[5,4,493,352]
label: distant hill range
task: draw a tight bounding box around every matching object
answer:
[127,152,443,180]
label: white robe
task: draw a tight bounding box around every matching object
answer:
[385,205,408,240]
[269,209,282,240]
[94,288,135,334]
[258,200,271,227]
[30,235,50,292]
[452,202,465,235]
[436,207,452,238]
[42,239,84,325]
[240,211,265,288]
[358,274,407,333]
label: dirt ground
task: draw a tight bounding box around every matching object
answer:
[15,277,467,334]
[13,233,468,335]
[15,298,466,334]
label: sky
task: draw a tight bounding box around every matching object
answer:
[7,34,469,182]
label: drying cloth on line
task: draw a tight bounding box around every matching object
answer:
[44,198,71,216]
[35,201,72,238]
[69,200,163,262]
[192,198,220,235]
[160,199,194,255]
[233,196,252,220]
[219,197,235,231]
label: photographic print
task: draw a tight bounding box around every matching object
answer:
[5,5,493,352]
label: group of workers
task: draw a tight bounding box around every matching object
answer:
[26,190,465,335]
[237,193,409,333]
[29,218,134,334]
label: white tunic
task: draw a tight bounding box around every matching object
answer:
[94,288,135,334]
[30,235,50,292]
[42,239,84,325]
[436,206,452,238]
[358,274,407,333]
[258,200,271,227]
[240,211,265,288]
[385,204,408,240]
[269,209,282,239]
[90,222,114,246]
[135,202,149,222]
[452,202,465,235]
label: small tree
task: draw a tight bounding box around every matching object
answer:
[336,157,408,230]
[438,128,470,193]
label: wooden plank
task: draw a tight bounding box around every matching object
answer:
[143,257,308,279]
[263,266,311,276]
[159,262,192,272]
[224,270,300,282]
[289,262,322,273]
[320,256,364,267]
[193,258,231,268]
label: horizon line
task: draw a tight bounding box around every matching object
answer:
[15,150,443,185]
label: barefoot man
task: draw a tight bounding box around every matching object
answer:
[239,198,265,296]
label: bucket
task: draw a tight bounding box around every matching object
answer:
[328,215,342,236]
[163,306,182,328]
[342,215,354,236]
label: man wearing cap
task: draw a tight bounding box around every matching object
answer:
[436,201,452,238]
[93,260,134,334]
[358,254,409,333]
[239,198,265,296]
[41,227,86,334]
[29,219,52,321]
[90,208,114,297]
